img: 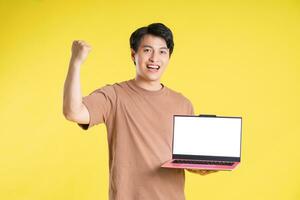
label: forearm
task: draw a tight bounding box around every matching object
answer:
[63,59,84,117]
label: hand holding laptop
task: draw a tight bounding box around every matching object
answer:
[186,169,218,175]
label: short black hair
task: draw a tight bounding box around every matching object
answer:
[129,23,174,57]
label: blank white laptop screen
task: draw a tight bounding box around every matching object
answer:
[173,116,242,157]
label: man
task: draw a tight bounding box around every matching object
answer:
[63,23,217,200]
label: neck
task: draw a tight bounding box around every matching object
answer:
[134,76,162,91]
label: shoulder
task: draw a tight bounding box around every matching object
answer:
[165,86,192,104]
[165,86,194,114]
[89,79,135,101]
[91,80,128,93]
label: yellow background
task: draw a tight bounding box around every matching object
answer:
[1,0,299,199]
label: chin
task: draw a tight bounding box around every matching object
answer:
[144,75,161,82]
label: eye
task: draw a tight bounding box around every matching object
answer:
[160,51,167,54]
[144,48,151,52]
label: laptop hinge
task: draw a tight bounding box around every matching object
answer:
[199,114,217,117]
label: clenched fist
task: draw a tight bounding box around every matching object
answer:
[70,40,92,65]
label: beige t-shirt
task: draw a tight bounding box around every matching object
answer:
[78,79,194,200]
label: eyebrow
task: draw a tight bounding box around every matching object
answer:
[142,45,168,50]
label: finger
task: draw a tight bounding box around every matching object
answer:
[77,40,85,45]
[207,170,217,174]
[199,170,207,175]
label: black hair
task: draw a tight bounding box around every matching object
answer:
[129,23,174,59]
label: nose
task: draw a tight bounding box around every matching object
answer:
[149,51,159,62]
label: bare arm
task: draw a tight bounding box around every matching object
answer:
[63,40,92,124]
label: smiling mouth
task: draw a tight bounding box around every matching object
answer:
[146,65,160,70]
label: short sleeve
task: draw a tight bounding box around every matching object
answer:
[77,84,116,130]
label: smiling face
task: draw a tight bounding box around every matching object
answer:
[131,34,170,83]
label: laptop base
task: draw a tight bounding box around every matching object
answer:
[161,159,240,171]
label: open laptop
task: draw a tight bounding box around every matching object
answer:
[161,114,242,171]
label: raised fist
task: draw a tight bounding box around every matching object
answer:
[70,40,92,65]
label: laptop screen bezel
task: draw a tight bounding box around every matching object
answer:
[172,115,243,162]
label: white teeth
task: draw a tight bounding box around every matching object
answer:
[147,65,159,69]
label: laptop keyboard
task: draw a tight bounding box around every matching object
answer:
[172,159,234,166]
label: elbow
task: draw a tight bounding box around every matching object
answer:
[63,103,85,122]
[63,110,71,121]
[63,107,73,121]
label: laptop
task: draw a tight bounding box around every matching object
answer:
[161,114,242,171]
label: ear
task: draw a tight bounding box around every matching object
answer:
[130,48,136,65]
